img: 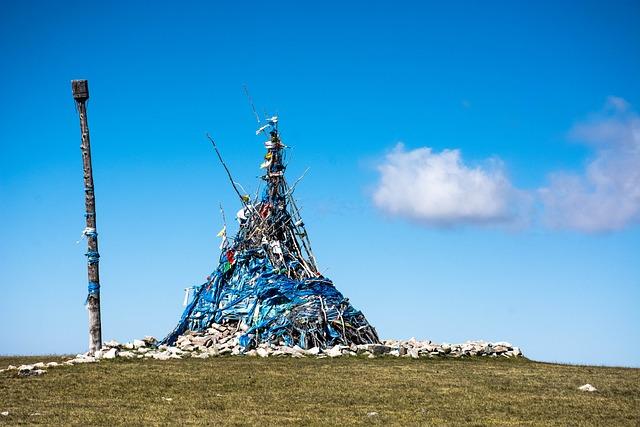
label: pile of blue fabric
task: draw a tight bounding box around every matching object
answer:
[162,247,379,349]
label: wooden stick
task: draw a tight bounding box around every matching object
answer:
[206,133,247,206]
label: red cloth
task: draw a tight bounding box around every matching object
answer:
[259,203,271,218]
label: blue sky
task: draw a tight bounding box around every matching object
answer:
[1,1,638,366]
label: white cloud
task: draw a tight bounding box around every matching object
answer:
[372,97,640,232]
[539,97,640,232]
[372,144,528,226]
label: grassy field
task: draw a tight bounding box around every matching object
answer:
[1,355,638,425]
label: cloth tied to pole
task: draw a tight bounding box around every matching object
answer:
[76,227,97,243]
[85,250,100,264]
[85,281,100,304]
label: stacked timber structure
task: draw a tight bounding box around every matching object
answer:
[163,117,379,349]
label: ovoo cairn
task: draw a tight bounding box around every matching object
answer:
[162,117,379,350]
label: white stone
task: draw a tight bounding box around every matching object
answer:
[18,366,46,377]
[366,344,390,355]
[1,411,8,416]
[276,346,293,355]
[190,336,210,345]
[69,356,96,364]
[143,336,158,346]
[133,339,146,348]
[118,351,135,358]
[578,384,597,392]
[305,347,320,356]
[193,353,209,359]
[153,353,171,361]
[103,348,118,359]
[167,347,183,354]
[493,345,509,353]
[46,362,60,368]
[493,341,512,348]
[291,346,307,357]
[257,347,269,358]
[325,345,343,358]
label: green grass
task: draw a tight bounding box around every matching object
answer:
[1,355,638,425]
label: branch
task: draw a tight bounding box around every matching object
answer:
[206,133,247,207]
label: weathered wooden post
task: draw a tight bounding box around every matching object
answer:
[72,79,102,355]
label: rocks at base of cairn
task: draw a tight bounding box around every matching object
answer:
[0,325,524,376]
[92,324,524,360]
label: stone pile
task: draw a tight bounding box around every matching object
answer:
[93,323,523,360]
[0,324,523,376]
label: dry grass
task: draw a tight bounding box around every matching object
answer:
[1,355,638,425]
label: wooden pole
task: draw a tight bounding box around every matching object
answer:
[72,79,103,355]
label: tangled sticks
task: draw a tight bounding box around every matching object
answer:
[162,118,379,349]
